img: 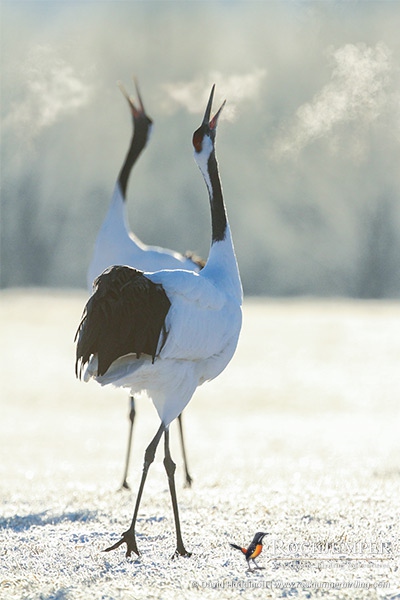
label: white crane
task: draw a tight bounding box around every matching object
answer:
[88,79,202,489]
[76,85,242,558]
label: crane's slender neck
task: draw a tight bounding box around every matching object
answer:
[207,150,228,243]
[196,139,242,302]
[117,121,150,199]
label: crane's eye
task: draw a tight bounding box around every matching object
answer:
[192,129,203,153]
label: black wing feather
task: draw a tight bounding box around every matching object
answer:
[75,265,171,378]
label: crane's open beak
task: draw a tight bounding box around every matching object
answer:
[202,84,226,130]
[133,77,145,113]
[118,78,146,118]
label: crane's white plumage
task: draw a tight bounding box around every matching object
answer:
[75,85,242,558]
[88,186,202,287]
[85,265,241,425]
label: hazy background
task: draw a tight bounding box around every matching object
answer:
[2,0,400,297]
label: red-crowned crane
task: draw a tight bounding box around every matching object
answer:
[76,85,242,558]
[87,79,203,489]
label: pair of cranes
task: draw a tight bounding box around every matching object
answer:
[75,81,242,558]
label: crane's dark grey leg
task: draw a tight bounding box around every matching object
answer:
[177,413,193,488]
[104,423,164,558]
[163,427,191,558]
[120,395,136,490]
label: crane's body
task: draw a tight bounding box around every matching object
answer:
[76,85,242,558]
[82,262,241,426]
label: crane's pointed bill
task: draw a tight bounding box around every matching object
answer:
[118,81,130,102]
[202,84,215,125]
[118,80,143,118]
[118,81,136,111]
[133,76,145,113]
[209,99,226,130]
[202,85,225,130]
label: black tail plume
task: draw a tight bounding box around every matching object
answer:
[230,543,244,552]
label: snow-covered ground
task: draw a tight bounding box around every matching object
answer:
[1,290,399,600]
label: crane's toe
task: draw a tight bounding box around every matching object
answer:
[103,530,140,558]
[184,473,193,488]
[172,547,192,559]
[119,480,131,491]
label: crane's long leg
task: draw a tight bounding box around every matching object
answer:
[104,423,164,558]
[163,427,191,558]
[120,403,192,491]
[120,395,136,490]
[177,413,193,488]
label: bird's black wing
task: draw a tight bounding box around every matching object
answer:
[75,265,171,378]
[245,540,257,560]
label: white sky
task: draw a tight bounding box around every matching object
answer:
[2,1,400,295]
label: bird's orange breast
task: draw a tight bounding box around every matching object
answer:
[249,544,263,559]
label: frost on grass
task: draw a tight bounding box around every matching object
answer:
[1,291,400,599]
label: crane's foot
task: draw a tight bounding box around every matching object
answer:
[119,479,131,491]
[184,473,193,488]
[171,546,192,560]
[103,530,140,558]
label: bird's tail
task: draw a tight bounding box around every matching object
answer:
[230,543,246,554]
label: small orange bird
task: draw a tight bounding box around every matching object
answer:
[230,531,268,570]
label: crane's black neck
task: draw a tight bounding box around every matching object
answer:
[208,150,227,243]
[118,119,150,199]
